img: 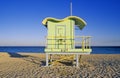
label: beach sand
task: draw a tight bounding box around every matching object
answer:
[0,52,120,78]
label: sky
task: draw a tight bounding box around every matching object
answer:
[0,0,120,46]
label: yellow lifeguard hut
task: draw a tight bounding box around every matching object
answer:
[42,1,92,67]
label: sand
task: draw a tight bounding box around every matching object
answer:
[0,52,120,78]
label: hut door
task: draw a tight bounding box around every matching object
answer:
[56,25,66,50]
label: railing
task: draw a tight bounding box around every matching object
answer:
[75,36,91,49]
[45,36,91,50]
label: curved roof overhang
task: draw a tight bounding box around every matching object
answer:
[42,16,87,30]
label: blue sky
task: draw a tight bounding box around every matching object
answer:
[0,0,120,46]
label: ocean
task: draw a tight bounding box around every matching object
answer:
[0,46,120,54]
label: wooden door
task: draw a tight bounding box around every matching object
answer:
[55,25,66,50]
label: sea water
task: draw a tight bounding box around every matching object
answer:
[0,46,45,53]
[0,46,120,54]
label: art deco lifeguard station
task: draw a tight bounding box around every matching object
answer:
[42,2,92,67]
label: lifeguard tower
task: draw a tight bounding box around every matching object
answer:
[42,1,92,67]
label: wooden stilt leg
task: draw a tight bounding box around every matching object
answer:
[50,54,52,65]
[46,54,48,66]
[76,54,79,67]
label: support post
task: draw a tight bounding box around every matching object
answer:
[46,53,48,66]
[50,54,52,65]
[76,54,79,67]
[79,55,82,65]
[73,54,76,66]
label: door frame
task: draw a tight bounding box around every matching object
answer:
[55,25,66,50]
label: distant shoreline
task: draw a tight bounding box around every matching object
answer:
[0,46,120,54]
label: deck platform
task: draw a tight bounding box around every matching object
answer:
[45,51,91,67]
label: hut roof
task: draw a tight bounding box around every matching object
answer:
[42,16,87,30]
